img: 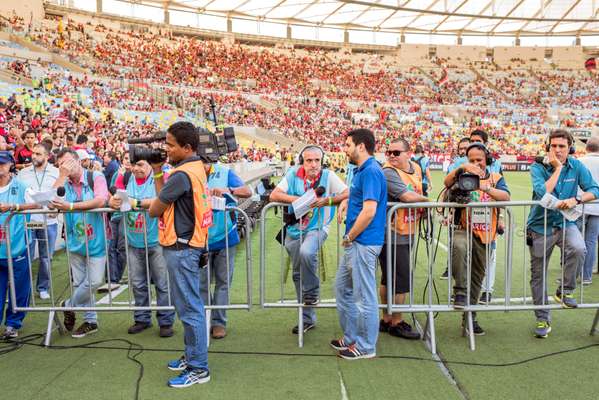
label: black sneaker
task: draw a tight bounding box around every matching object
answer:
[292,322,315,334]
[160,325,174,338]
[453,294,467,309]
[554,291,578,308]
[303,295,319,306]
[462,320,486,336]
[330,338,351,351]
[388,321,421,340]
[338,345,376,360]
[479,292,492,305]
[61,300,75,332]
[128,322,151,334]
[72,322,98,338]
[379,319,390,333]
[440,269,449,280]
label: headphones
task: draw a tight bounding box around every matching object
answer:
[466,143,493,167]
[545,132,576,155]
[298,145,326,166]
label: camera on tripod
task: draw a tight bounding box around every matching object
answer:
[127,126,238,164]
[447,170,480,204]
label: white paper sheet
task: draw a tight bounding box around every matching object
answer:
[292,189,316,220]
[539,193,581,222]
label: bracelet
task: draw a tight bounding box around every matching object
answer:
[328,197,333,207]
[69,202,74,211]
[153,172,164,179]
[133,199,138,208]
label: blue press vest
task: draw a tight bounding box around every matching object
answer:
[208,164,238,247]
[125,175,159,248]
[0,179,29,258]
[286,167,335,240]
[64,171,106,257]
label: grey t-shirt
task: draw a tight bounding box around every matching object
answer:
[158,157,202,246]
[383,166,417,245]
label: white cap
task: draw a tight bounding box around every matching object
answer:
[76,149,90,160]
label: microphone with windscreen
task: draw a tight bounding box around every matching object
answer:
[109,186,117,196]
[56,186,66,199]
[315,186,326,197]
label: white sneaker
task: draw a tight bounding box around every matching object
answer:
[1,326,18,339]
[39,291,50,300]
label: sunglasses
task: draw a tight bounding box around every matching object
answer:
[386,150,404,157]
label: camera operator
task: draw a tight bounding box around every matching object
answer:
[148,122,212,388]
[444,143,510,335]
[527,129,599,339]
[270,145,348,335]
[108,159,175,338]
[200,161,251,339]
[379,139,428,340]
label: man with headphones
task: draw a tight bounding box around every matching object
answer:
[527,129,599,339]
[270,145,348,334]
[444,142,510,336]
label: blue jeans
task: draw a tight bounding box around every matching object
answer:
[0,252,31,329]
[65,253,106,324]
[163,246,209,371]
[579,215,599,281]
[200,245,236,328]
[335,242,382,354]
[108,217,126,284]
[285,230,327,325]
[29,224,58,293]
[128,245,174,327]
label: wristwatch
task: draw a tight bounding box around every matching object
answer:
[343,234,352,243]
[575,194,583,204]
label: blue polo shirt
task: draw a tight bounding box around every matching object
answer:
[527,157,599,234]
[346,157,387,246]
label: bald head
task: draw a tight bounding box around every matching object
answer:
[586,136,599,153]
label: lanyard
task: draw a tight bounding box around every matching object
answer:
[33,165,48,191]
[303,172,321,192]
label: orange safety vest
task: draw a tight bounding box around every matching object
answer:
[460,172,501,244]
[158,160,212,248]
[384,161,423,236]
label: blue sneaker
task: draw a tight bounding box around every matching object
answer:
[167,355,187,371]
[168,368,210,388]
[534,321,551,338]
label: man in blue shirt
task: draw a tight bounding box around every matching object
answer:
[201,161,251,339]
[331,129,387,360]
[446,137,470,175]
[527,129,599,338]
[411,144,432,196]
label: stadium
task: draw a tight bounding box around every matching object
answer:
[1,0,599,399]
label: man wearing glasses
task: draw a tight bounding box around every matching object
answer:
[378,139,429,340]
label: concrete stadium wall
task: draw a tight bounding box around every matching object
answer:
[437,45,486,62]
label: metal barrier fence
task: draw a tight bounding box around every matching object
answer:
[5,206,252,346]
[260,200,599,353]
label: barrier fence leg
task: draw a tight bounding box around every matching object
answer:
[590,309,599,336]
[206,309,211,348]
[427,311,437,355]
[464,311,476,351]
[44,311,65,347]
[298,306,304,348]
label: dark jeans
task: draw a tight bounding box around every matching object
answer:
[108,217,126,284]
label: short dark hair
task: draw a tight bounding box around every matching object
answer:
[66,134,74,142]
[390,138,410,152]
[76,134,88,145]
[347,129,375,155]
[548,129,573,146]
[22,130,36,140]
[470,129,488,144]
[414,144,424,154]
[106,151,117,160]
[56,148,78,161]
[35,141,51,155]
[167,121,199,151]
[458,137,470,146]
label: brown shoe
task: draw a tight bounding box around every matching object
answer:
[72,322,98,338]
[211,325,226,339]
[159,325,174,338]
[62,300,75,331]
[128,322,151,334]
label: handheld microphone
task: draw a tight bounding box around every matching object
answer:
[56,186,66,198]
[315,186,326,197]
[109,186,117,196]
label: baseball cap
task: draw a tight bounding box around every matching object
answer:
[75,149,90,160]
[0,151,14,164]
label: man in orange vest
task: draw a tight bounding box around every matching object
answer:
[149,122,212,388]
[443,143,510,335]
[379,138,428,340]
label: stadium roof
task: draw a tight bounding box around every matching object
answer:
[128,0,599,36]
